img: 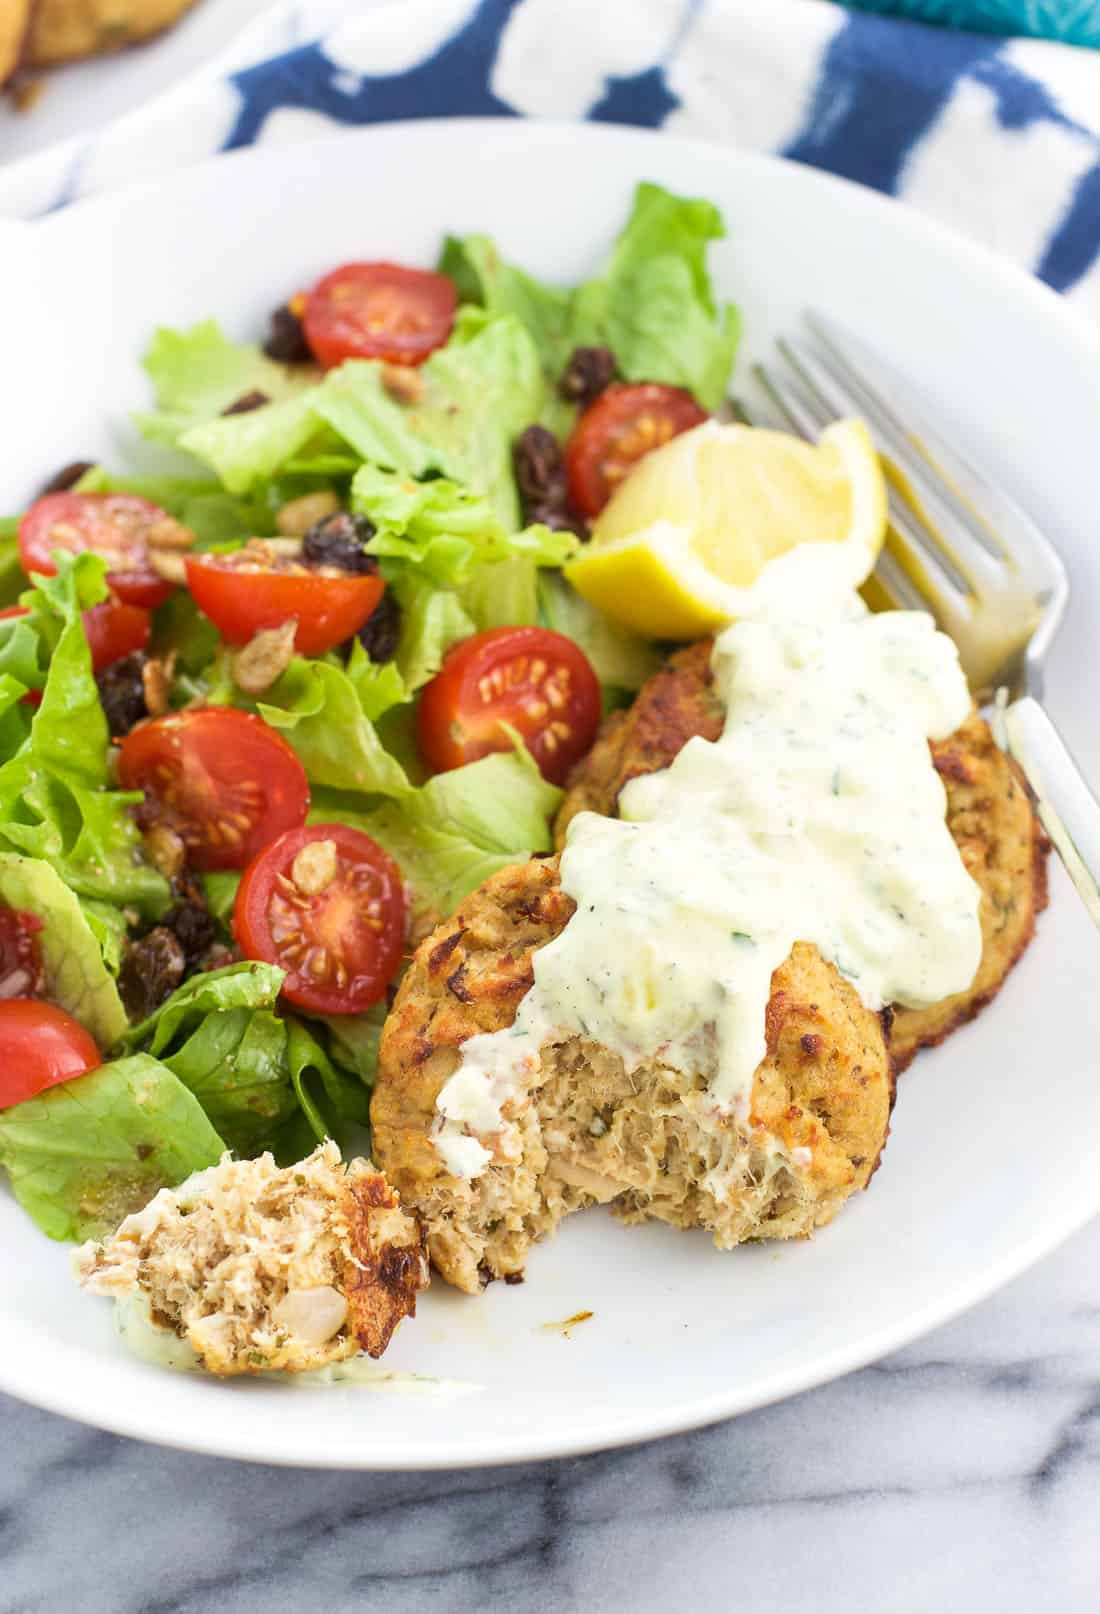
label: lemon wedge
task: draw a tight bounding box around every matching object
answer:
[564,418,887,639]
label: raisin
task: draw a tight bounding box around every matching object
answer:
[558,346,617,409]
[353,590,401,664]
[301,511,379,576]
[96,651,148,738]
[118,928,185,1020]
[263,304,312,363]
[526,500,588,540]
[513,426,567,509]
[222,390,270,416]
[38,460,94,496]
[162,901,216,967]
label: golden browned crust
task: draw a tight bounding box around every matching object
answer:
[343,1171,429,1359]
[0,0,36,87]
[555,640,1047,1072]
[26,0,199,67]
[890,713,1049,1067]
[371,859,894,1294]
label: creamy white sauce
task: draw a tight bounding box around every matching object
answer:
[433,593,983,1179]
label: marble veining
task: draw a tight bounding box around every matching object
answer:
[2,1219,1099,1612]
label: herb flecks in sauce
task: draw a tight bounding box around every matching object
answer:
[432,598,982,1180]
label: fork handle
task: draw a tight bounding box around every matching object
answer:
[1002,696,1100,930]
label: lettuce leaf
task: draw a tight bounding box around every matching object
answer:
[568,183,740,410]
[439,234,573,378]
[389,573,474,692]
[0,853,127,1047]
[414,744,561,855]
[314,744,561,927]
[179,396,321,496]
[256,656,411,799]
[284,1017,371,1143]
[443,182,740,413]
[138,319,315,443]
[352,463,575,585]
[115,962,298,1155]
[114,962,375,1160]
[0,1054,226,1241]
[0,556,169,916]
[153,312,549,528]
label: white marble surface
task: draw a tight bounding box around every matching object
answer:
[3,1215,1099,1612]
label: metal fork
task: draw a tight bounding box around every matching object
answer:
[734,311,1100,929]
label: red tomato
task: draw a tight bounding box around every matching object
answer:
[0,999,101,1109]
[0,599,150,674]
[184,550,384,657]
[0,907,44,1000]
[233,824,406,1014]
[416,626,601,785]
[564,383,709,517]
[83,600,152,668]
[117,708,310,873]
[303,262,457,368]
[18,493,179,608]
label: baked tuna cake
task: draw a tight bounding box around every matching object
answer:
[75,1142,428,1375]
[371,858,895,1294]
[556,640,1048,1071]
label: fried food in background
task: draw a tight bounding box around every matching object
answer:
[556,640,1048,1070]
[3,0,201,77]
[0,1,35,86]
[371,858,894,1294]
[75,1142,429,1375]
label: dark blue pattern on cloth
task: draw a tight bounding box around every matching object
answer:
[225,0,523,149]
[783,14,1001,191]
[218,0,1100,298]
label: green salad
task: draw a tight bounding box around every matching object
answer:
[0,182,740,1244]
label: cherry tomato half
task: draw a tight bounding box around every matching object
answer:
[117,708,310,873]
[0,999,101,1110]
[184,550,384,658]
[18,493,179,609]
[82,600,152,669]
[303,262,457,369]
[564,383,709,518]
[416,626,601,785]
[234,823,406,1014]
[0,908,44,1000]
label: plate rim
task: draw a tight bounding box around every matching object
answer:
[4,116,1099,1468]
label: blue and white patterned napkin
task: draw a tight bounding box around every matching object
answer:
[3,0,1099,320]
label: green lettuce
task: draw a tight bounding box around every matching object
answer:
[138,318,315,443]
[439,234,573,378]
[316,744,562,926]
[442,182,741,412]
[256,656,411,799]
[0,1054,226,1242]
[389,573,475,692]
[150,311,549,528]
[114,962,298,1154]
[284,1017,371,1147]
[568,183,740,410]
[0,556,169,915]
[115,961,375,1160]
[352,464,575,585]
[0,853,127,1047]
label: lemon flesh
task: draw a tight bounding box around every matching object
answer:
[565,418,887,639]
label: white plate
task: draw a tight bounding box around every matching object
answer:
[3,120,1100,1469]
